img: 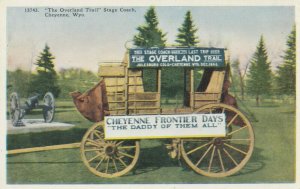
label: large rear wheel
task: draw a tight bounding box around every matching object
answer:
[181,103,254,177]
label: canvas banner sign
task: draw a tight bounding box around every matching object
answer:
[129,47,225,68]
[104,114,226,139]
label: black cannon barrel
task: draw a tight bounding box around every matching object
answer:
[25,93,40,110]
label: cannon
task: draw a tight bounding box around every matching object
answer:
[9,92,55,126]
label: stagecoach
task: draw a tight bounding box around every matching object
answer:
[70,47,255,178]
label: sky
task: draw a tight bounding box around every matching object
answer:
[7,6,295,73]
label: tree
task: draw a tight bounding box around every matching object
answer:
[168,10,200,102]
[28,44,60,97]
[7,69,31,97]
[133,7,167,92]
[176,11,199,47]
[231,59,246,100]
[58,68,98,98]
[35,44,55,72]
[276,26,296,95]
[246,36,272,106]
[133,6,166,47]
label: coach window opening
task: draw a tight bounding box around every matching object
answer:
[142,67,204,109]
[140,66,211,110]
[142,68,159,93]
[183,67,205,108]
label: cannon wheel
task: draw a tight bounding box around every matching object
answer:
[81,122,140,178]
[181,103,254,177]
[43,92,55,123]
[9,92,21,126]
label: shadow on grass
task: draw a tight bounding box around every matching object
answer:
[21,111,44,116]
[132,144,176,176]
[22,109,77,115]
[52,110,77,114]
[7,128,88,150]
[280,110,295,114]
[7,130,266,178]
[56,105,76,109]
[229,146,266,177]
[250,105,280,108]
[132,144,266,177]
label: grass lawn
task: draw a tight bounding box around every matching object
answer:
[6,99,296,184]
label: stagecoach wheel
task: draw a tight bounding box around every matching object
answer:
[43,92,55,123]
[81,122,140,178]
[181,103,254,177]
[9,92,21,126]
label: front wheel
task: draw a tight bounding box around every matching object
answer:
[80,122,140,178]
[181,103,254,177]
[9,92,21,126]
[43,92,55,123]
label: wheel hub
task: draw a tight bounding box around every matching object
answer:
[104,144,117,156]
[213,138,224,147]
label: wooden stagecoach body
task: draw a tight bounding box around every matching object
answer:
[8,48,254,180]
[99,52,227,116]
[75,49,254,178]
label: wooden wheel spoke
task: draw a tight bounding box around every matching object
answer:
[88,153,104,163]
[90,132,94,140]
[226,113,239,127]
[224,143,247,155]
[222,108,225,113]
[105,158,110,173]
[186,141,212,155]
[195,144,213,166]
[80,122,141,177]
[93,131,104,140]
[217,149,225,172]
[117,157,128,167]
[182,103,254,177]
[118,151,135,159]
[94,129,104,136]
[116,141,124,146]
[95,156,105,170]
[118,145,136,150]
[94,130,105,140]
[112,158,119,172]
[227,126,248,136]
[223,148,238,166]
[86,139,102,147]
[208,146,216,172]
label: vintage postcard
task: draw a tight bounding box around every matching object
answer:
[0,0,299,189]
